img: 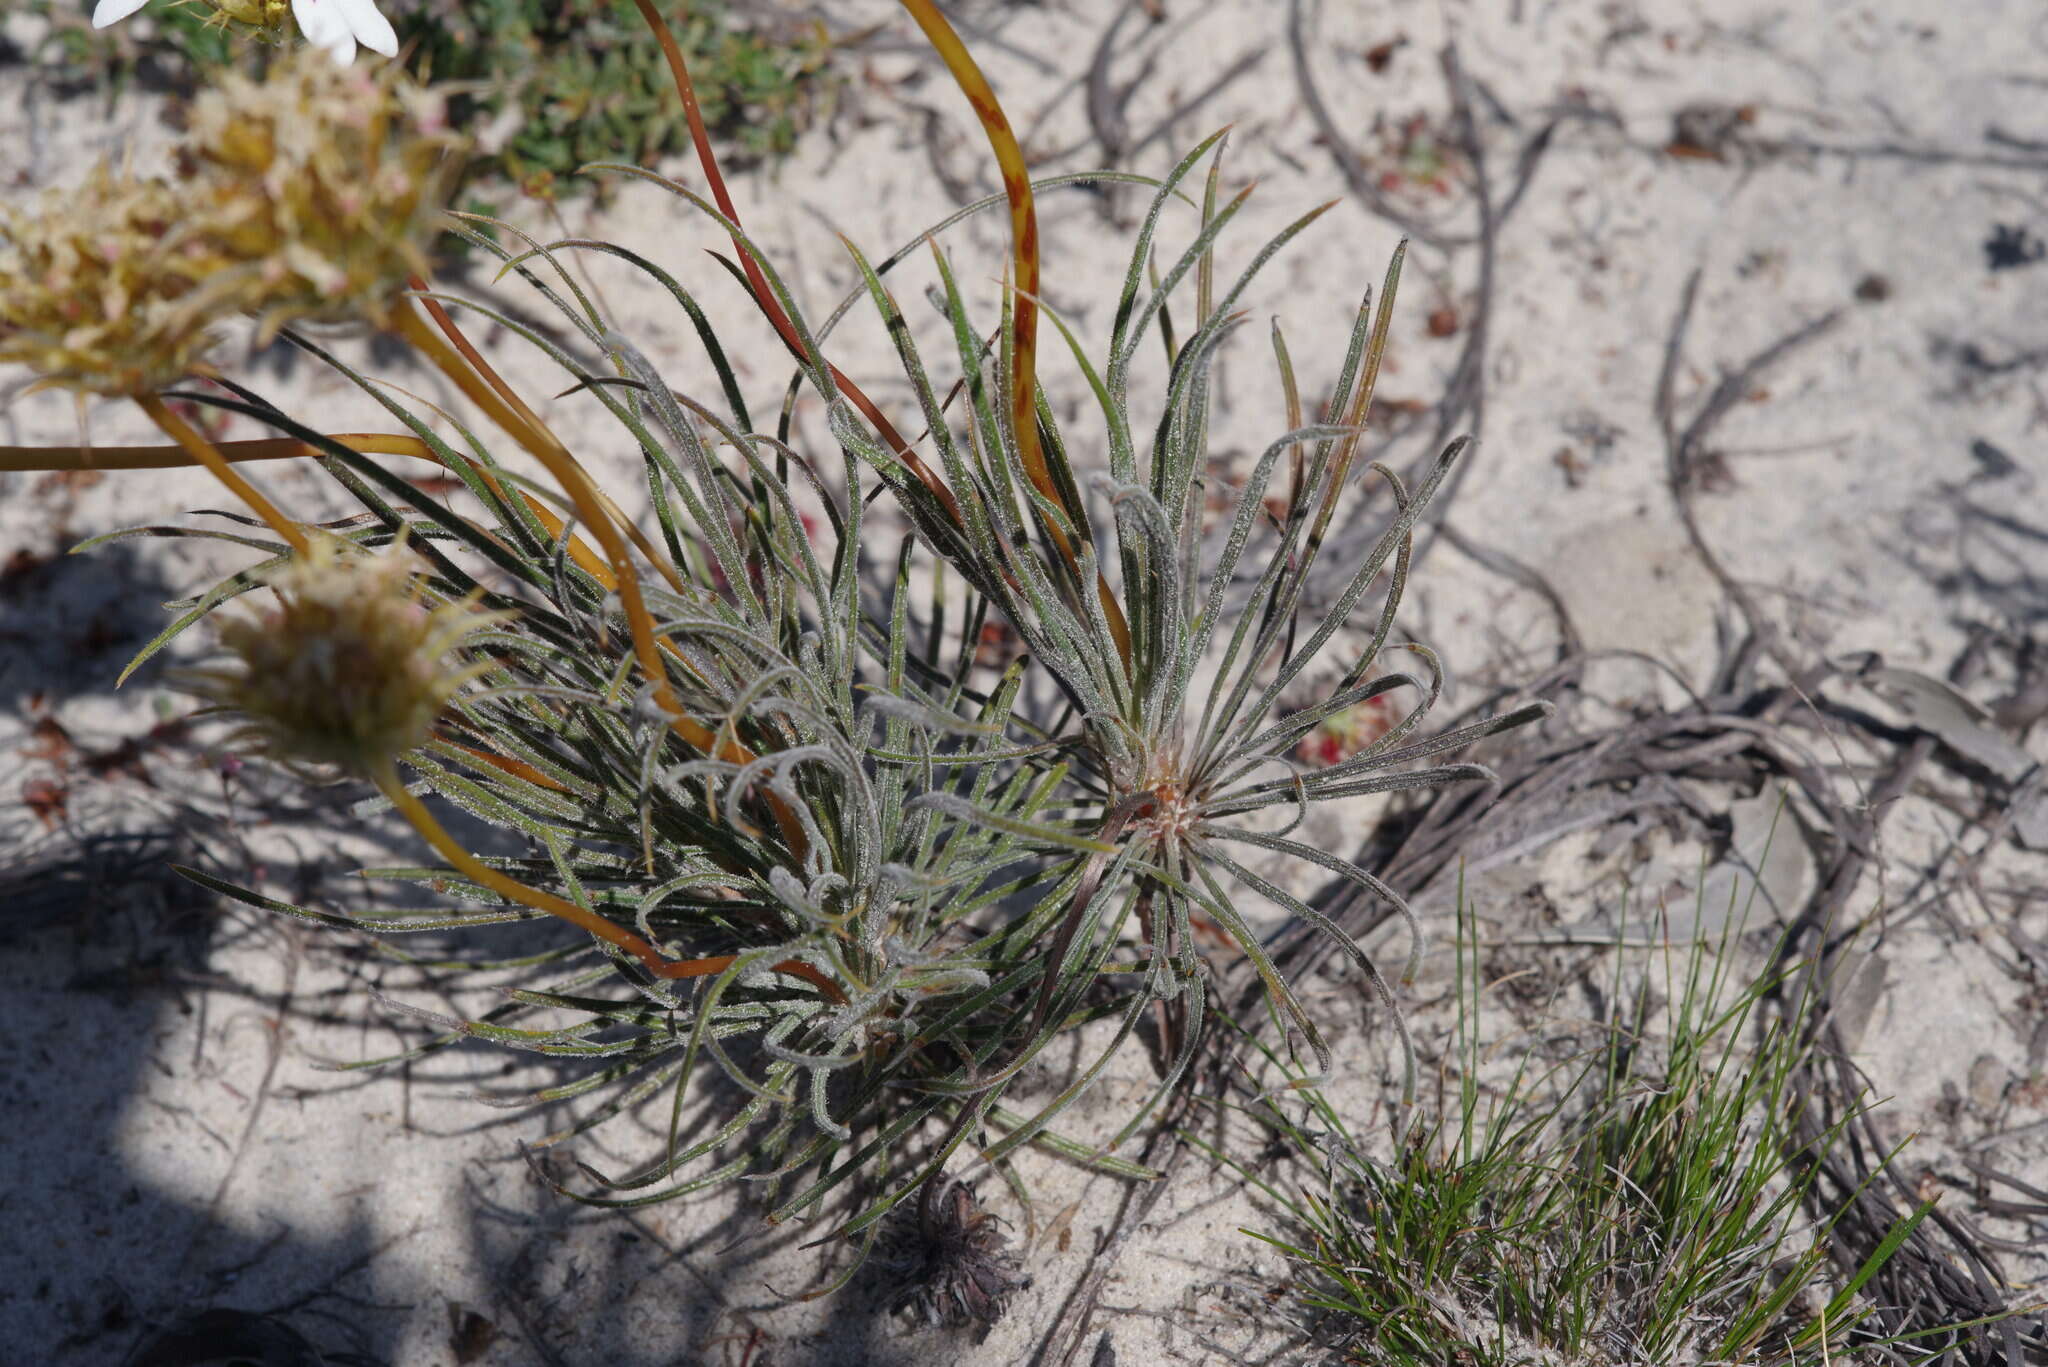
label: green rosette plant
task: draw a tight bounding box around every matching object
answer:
[0,0,1545,1284]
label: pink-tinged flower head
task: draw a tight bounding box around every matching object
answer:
[0,166,254,395]
[180,48,464,328]
[181,534,515,776]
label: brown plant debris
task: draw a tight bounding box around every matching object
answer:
[876,1176,1027,1333]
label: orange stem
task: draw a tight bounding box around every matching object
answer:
[408,278,555,453]
[897,0,1044,512]
[392,301,813,859]
[435,736,575,793]
[633,0,1140,685]
[0,430,622,587]
[377,763,838,998]
[897,0,1132,673]
[1,431,418,471]
[406,282,686,595]
[137,394,309,555]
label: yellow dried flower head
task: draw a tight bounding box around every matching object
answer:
[0,166,253,396]
[181,48,464,330]
[185,535,513,775]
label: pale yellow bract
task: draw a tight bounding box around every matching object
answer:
[0,47,464,397]
[0,167,257,396]
[183,48,466,333]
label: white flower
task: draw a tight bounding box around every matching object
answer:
[90,0,398,66]
[289,0,399,64]
[89,0,152,27]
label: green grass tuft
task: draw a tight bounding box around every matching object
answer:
[1227,899,1937,1365]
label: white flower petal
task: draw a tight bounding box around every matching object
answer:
[292,0,358,64]
[91,0,151,28]
[335,0,399,58]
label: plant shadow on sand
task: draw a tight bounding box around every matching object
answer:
[0,824,408,1365]
[0,525,180,710]
[0,796,933,1365]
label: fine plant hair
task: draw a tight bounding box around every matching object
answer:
[1221,894,1944,1367]
[14,2,1545,1270]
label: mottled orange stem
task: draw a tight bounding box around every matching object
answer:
[403,285,685,595]
[627,0,966,532]
[897,0,1132,670]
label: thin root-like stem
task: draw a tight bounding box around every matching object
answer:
[0,431,421,472]
[0,428,622,588]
